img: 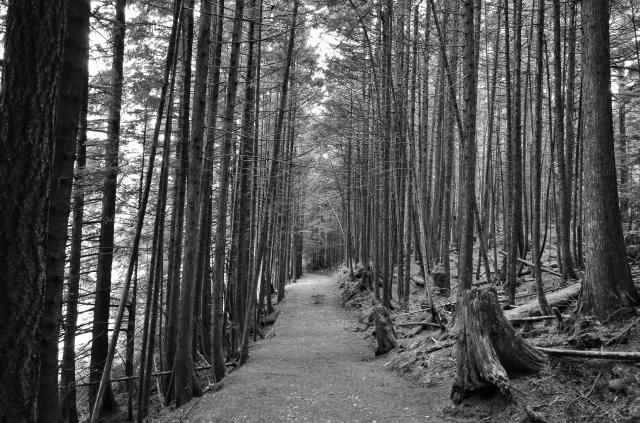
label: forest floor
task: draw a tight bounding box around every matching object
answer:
[339,255,640,423]
[151,272,451,422]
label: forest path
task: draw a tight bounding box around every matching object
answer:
[169,272,449,422]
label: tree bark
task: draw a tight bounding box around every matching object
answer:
[61,73,89,423]
[553,0,577,281]
[532,0,551,315]
[451,289,547,404]
[457,0,476,291]
[0,1,64,420]
[373,306,397,355]
[232,0,258,360]
[207,0,226,382]
[173,0,214,407]
[37,1,90,421]
[578,0,640,320]
[210,0,246,370]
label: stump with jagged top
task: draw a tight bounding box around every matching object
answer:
[451,288,548,404]
[373,305,397,355]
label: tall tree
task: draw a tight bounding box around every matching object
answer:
[89,0,127,413]
[173,0,214,407]
[0,0,65,421]
[452,1,546,403]
[37,0,91,421]
[578,0,640,320]
[207,0,227,381]
[233,0,259,361]
[553,0,577,281]
[61,76,89,423]
[136,0,183,418]
[381,0,393,308]
[457,0,477,291]
[210,0,245,370]
[532,0,550,315]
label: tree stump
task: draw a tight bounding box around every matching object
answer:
[373,305,397,355]
[359,267,373,291]
[432,265,448,296]
[451,288,547,404]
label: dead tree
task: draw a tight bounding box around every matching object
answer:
[373,306,397,355]
[451,289,547,403]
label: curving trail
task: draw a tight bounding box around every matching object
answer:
[160,273,448,422]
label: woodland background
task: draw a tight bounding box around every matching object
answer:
[1,0,640,422]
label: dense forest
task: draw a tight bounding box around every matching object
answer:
[2,0,640,421]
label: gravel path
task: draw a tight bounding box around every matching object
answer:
[164,273,449,422]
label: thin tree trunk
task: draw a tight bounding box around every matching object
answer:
[61,72,89,423]
[533,0,551,315]
[553,0,577,281]
[89,0,127,412]
[173,0,214,406]
[231,0,259,359]
[206,0,226,381]
[211,0,246,368]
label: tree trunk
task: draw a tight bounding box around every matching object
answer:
[210,0,246,373]
[89,0,126,413]
[0,2,64,420]
[165,3,191,394]
[173,0,214,407]
[61,73,89,423]
[452,0,546,406]
[552,0,577,281]
[232,0,258,360]
[458,0,475,291]
[37,1,90,421]
[578,0,640,320]
[373,306,397,355]
[137,2,181,418]
[381,0,393,308]
[205,0,226,381]
[532,0,551,315]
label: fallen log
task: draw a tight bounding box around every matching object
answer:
[498,250,562,278]
[411,274,426,287]
[75,365,213,387]
[535,347,640,361]
[424,339,456,353]
[395,321,441,329]
[397,307,431,317]
[509,314,571,325]
[505,283,581,320]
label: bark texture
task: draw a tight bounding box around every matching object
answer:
[451,289,547,404]
[373,306,397,355]
[0,1,64,421]
[38,1,90,421]
[579,0,640,320]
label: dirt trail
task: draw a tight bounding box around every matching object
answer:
[160,273,449,422]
